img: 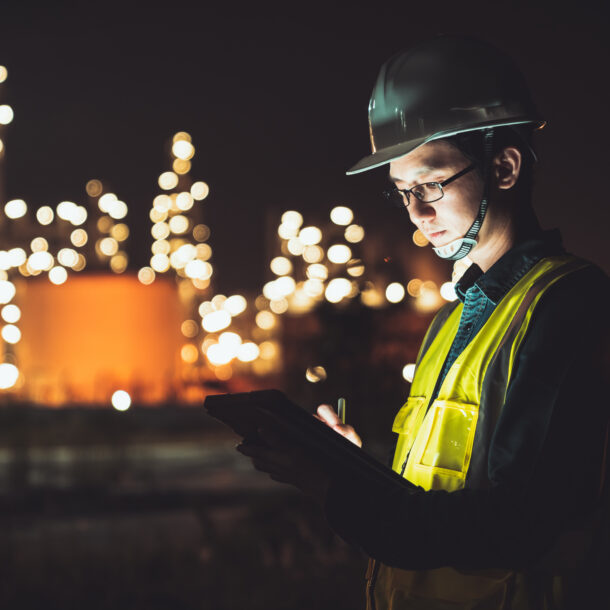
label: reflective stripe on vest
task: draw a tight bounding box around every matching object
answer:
[366,255,589,610]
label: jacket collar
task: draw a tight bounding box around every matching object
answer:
[455,229,565,305]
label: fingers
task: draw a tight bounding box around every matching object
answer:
[316,404,341,426]
[315,404,363,447]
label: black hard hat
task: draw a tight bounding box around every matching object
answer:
[347,36,545,175]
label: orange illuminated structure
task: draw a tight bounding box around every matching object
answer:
[14,274,186,405]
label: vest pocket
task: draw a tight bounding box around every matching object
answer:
[408,400,478,490]
[392,396,427,436]
[391,396,427,474]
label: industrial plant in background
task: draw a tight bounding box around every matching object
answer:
[0,63,464,410]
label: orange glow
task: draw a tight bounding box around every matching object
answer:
[181,344,199,363]
[15,274,185,405]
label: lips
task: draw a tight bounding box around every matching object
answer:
[426,230,446,240]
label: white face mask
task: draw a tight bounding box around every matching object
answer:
[433,237,478,261]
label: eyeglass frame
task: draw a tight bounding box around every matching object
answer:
[383,164,476,208]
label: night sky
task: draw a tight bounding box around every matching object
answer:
[1,2,608,294]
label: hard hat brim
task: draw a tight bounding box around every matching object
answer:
[346,136,428,175]
[346,119,544,176]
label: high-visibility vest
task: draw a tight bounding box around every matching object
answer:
[367,255,595,610]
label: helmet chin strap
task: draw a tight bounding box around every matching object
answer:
[432,129,494,261]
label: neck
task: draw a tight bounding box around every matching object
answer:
[469,199,541,273]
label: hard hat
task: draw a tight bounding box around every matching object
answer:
[347,36,545,175]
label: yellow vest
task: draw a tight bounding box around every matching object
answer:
[367,255,591,610]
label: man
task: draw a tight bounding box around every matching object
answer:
[238,36,609,609]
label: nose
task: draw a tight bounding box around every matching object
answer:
[407,199,436,224]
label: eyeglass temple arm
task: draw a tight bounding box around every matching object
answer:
[440,164,476,187]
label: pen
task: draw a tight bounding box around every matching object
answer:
[337,397,346,424]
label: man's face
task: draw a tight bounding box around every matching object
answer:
[388,140,483,248]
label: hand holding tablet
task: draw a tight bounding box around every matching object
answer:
[203,389,415,497]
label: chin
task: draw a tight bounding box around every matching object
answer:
[428,231,450,246]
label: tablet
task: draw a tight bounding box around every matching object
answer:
[204,389,416,489]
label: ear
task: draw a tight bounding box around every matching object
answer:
[493,146,522,190]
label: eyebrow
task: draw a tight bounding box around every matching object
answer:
[388,165,440,184]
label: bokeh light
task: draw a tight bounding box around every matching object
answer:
[402,363,416,383]
[49,266,68,285]
[98,193,117,214]
[28,251,53,272]
[325,278,351,303]
[281,211,303,228]
[223,295,247,316]
[278,223,298,240]
[70,229,88,247]
[202,310,231,333]
[150,253,170,272]
[303,245,324,263]
[413,229,429,247]
[306,366,327,383]
[270,256,292,276]
[169,215,189,234]
[97,216,113,233]
[237,342,259,362]
[110,253,128,273]
[327,244,351,264]
[57,248,79,268]
[287,237,305,256]
[330,206,353,226]
[181,320,199,338]
[0,363,19,389]
[173,158,191,174]
[111,390,131,411]
[407,278,423,297]
[110,223,130,241]
[386,282,406,303]
[176,192,194,211]
[259,341,279,360]
[440,282,458,301]
[36,206,55,225]
[270,298,289,314]
[1,304,21,323]
[138,267,156,285]
[158,171,179,190]
[86,179,103,197]
[31,237,49,252]
[151,222,170,240]
[193,224,210,241]
[100,237,119,257]
[8,248,26,267]
[347,259,365,277]
[345,224,365,243]
[172,139,195,160]
[255,311,276,330]
[181,344,199,363]
[299,226,322,246]
[191,182,210,201]
[306,263,328,281]
[0,105,14,125]
[5,199,27,219]
[1,324,21,344]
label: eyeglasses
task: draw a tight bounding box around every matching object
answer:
[383,164,476,208]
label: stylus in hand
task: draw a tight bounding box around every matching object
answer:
[337,397,346,424]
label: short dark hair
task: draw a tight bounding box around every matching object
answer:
[443,126,536,203]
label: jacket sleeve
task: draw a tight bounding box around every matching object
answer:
[324,266,609,570]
